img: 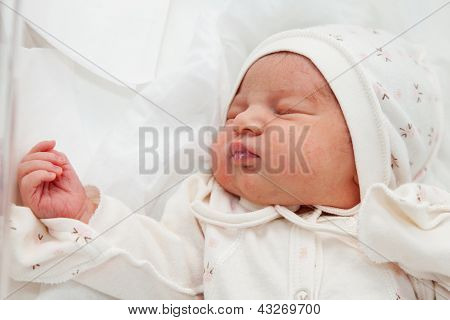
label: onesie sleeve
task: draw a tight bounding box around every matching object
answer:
[358,182,450,299]
[8,174,211,299]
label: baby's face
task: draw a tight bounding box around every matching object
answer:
[211,52,360,209]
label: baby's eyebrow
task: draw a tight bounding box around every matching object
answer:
[302,91,321,104]
[270,89,318,104]
[286,86,333,106]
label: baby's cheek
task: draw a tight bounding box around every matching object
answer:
[264,130,296,175]
[293,133,322,175]
[323,111,354,157]
[211,133,236,187]
[211,151,227,182]
[322,126,355,171]
[210,130,228,167]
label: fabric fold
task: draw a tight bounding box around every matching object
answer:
[358,182,450,291]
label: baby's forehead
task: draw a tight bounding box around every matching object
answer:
[251,52,319,75]
[235,52,333,102]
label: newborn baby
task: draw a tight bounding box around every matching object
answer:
[9,25,450,299]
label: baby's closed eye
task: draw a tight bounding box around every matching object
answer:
[274,103,315,116]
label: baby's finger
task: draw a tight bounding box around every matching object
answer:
[18,160,62,181]
[21,170,56,192]
[48,150,69,165]
[21,151,65,165]
[27,140,56,155]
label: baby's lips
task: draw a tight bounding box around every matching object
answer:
[229,140,260,158]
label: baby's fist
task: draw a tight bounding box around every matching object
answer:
[18,140,95,223]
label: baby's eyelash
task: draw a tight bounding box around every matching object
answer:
[275,104,315,116]
[275,105,295,114]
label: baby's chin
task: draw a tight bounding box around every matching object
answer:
[213,170,303,207]
[236,189,303,207]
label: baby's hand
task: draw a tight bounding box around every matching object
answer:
[17,140,96,223]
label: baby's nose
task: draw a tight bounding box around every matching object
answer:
[233,125,262,136]
[232,106,266,135]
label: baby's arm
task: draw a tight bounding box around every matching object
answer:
[358,183,450,299]
[10,141,206,299]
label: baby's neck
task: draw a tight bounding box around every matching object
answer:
[295,205,315,215]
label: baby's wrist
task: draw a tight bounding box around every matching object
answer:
[77,198,97,224]
[78,185,100,223]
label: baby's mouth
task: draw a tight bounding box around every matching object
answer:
[229,141,260,162]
